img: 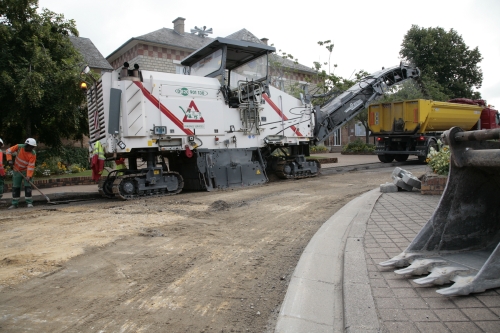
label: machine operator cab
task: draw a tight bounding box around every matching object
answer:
[181,38,276,108]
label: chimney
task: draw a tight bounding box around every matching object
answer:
[173,17,185,35]
[260,38,269,45]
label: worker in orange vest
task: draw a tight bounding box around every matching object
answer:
[6,138,37,209]
[0,138,5,199]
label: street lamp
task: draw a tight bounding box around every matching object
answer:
[80,65,97,103]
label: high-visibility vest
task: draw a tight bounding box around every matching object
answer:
[93,141,105,161]
[91,141,105,181]
[115,158,126,176]
[6,144,37,178]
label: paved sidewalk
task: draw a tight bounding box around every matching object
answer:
[276,190,500,333]
[366,192,500,333]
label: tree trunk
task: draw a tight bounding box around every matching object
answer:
[26,117,31,138]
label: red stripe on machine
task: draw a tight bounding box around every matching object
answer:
[134,81,194,135]
[262,93,303,137]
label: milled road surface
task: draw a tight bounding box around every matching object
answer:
[0,164,426,333]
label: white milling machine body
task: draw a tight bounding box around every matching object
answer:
[87,38,420,199]
[89,38,316,199]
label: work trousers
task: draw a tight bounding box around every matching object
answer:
[11,171,32,206]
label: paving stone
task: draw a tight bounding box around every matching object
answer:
[422,297,457,309]
[379,308,408,321]
[452,296,486,308]
[375,297,399,309]
[368,253,389,260]
[368,271,383,279]
[444,322,483,333]
[475,321,500,332]
[371,287,394,298]
[489,307,500,317]
[415,287,444,298]
[462,308,499,321]
[403,309,438,321]
[365,247,385,254]
[383,321,419,333]
[434,309,469,321]
[370,279,388,288]
[380,271,402,280]
[392,288,419,298]
[386,279,413,288]
[398,297,429,309]
[413,321,450,333]
[477,295,500,307]
[476,289,500,296]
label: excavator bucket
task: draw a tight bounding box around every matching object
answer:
[380,126,500,296]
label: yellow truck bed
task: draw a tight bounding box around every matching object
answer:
[368,99,483,135]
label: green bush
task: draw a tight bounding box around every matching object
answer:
[342,139,375,153]
[37,146,90,169]
[310,145,329,153]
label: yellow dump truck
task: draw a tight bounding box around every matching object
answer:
[368,99,484,162]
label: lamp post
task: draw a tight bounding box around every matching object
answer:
[80,65,97,103]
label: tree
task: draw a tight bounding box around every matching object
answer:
[0,0,89,148]
[400,25,483,100]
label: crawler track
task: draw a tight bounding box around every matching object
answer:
[110,171,184,200]
[274,159,321,179]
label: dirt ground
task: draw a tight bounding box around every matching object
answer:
[0,165,426,333]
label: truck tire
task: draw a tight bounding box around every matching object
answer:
[395,154,409,162]
[378,154,395,163]
[418,141,437,163]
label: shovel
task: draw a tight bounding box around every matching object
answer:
[12,166,67,205]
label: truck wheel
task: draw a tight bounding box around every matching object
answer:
[395,154,409,162]
[418,141,437,163]
[378,154,394,163]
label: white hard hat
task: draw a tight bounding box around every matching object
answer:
[0,138,3,145]
[25,138,37,146]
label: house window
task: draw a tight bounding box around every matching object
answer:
[298,80,310,94]
[271,77,286,91]
[176,65,187,74]
[355,122,369,136]
[173,60,187,75]
[333,128,341,146]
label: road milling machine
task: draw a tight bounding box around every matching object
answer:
[87,37,419,199]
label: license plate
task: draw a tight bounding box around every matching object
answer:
[154,170,160,175]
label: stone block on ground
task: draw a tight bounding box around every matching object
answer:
[391,167,404,180]
[402,173,422,189]
[380,182,398,193]
[393,177,414,191]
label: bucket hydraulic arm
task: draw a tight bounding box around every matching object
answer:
[313,64,420,144]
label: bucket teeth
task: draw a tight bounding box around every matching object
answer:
[413,265,470,286]
[379,252,420,268]
[394,258,446,275]
[436,275,479,296]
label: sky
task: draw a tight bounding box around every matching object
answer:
[38,0,500,108]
